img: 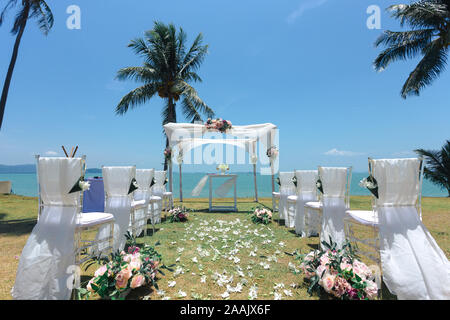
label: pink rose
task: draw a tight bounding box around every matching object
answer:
[129,257,142,271]
[316,264,328,279]
[365,281,378,299]
[301,263,315,279]
[130,274,146,289]
[340,262,352,272]
[321,274,336,293]
[115,266,132,290]
[123,254,133,263]
[94,265,108,277]
[333,276,351,298]
[320,254,330,266]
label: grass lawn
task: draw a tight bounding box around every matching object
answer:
[0,195,449,300]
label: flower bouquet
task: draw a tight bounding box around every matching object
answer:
[266,146,278,159]
[78,234,172,300]
[164,147,172,162]
[296,238,378,300]
[359,175,379,198]
[251,207,273,225]
[205,118,232,133]
[168,207,189,223]
[216,163,229,174]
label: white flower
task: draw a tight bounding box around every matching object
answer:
[192,256,198,263]
[221,291,230,299]
[178,290,187,298]
[278,241,285,247]
[248,285,258,300]
[168,281,176,288]
[200,275,207,283]
[290,283,297,288]
[156,290,165,296]
[175,257,180,262]
[79,181,90,191]
[274,292,282,300]
[274,283,285,290]
[162,296,171,300]
[283,289,293,297]
[177,247,184,253]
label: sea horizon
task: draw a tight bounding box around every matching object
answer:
[1,171,447,199]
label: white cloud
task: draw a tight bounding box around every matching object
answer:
[324,148,364,157]
[287,0,329,24]
[45,151,58,156]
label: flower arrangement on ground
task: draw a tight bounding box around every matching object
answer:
[78,234,173,300]
[217,163,229,174]
[251,207,273,225]
[168,207,190,223]
[205,118,232,133]
[295,238,378,300]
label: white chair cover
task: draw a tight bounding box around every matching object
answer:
[133,169,154,236]
[152,170,167,197]
[294,170,318,235]
[12,157,83,300]
[319,167,350,250]
[96,166,135,253]
[373,158,450,300]
[279,172,296,223]
[150,170,166,224]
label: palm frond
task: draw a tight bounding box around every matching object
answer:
[388,2,448,29]
[181,96,204,123]
[400,38,448,98]
[115,83,158,115]
[30,0,53,35]
[116,66,157,82]
[374,29,436,71]
[178,81,214,118]
[0,0,18,27]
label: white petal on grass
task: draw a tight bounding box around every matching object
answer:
[168,281,176,288]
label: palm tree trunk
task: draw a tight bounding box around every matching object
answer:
[163,97,176,171]
[0,5,30,131]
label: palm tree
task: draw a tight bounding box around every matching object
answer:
[115,21,215,170]
[0,0,53,130]
[374,0,450,98]
[415,140,450,197]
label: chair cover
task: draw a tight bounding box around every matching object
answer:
[319,167,350,250]
[294,170,318,235]
[133,169,154,236]
[373,158,450,300]
[150,170,166,224]
[12,157,83,300]
[278,172,296,224]
[96,166,135,253]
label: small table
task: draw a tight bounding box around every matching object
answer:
[208,174,237,212]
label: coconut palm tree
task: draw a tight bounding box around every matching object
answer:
[0,0,53,130]
[115,21,215,170]
[374,0,450,98]
[415,140,450,197]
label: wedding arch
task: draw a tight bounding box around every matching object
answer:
[163,122,278,202]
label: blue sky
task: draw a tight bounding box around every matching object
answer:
[0,0,449,172]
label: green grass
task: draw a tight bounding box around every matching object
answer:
[0,195,449,300]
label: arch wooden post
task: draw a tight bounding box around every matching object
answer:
[179,163,183,202]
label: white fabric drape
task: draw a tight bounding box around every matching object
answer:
[12,157,83,300]
[152,171,166,197]
[163,123,277,153]
[95,166,135,253]
[133,169,154,236]
[373,158,450,300]
[215,177,236,197]
[191,175,209,197]
[279,172,296,223]
[319,167,349,250]
[294,170,318,236]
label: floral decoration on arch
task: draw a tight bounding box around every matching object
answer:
[205,118,232,133]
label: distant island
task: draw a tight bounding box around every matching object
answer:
[0,164,102,174]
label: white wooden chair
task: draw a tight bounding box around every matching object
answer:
[304,167,352,242]
[286,170,318,234]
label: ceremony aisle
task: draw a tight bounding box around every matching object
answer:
[1,195,449,300]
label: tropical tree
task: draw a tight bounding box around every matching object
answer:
[0,0,53,130]
[415,140,450,197]
[373,0,450,98]
[115,21,215,170]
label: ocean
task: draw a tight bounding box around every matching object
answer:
[0,172,447,198]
